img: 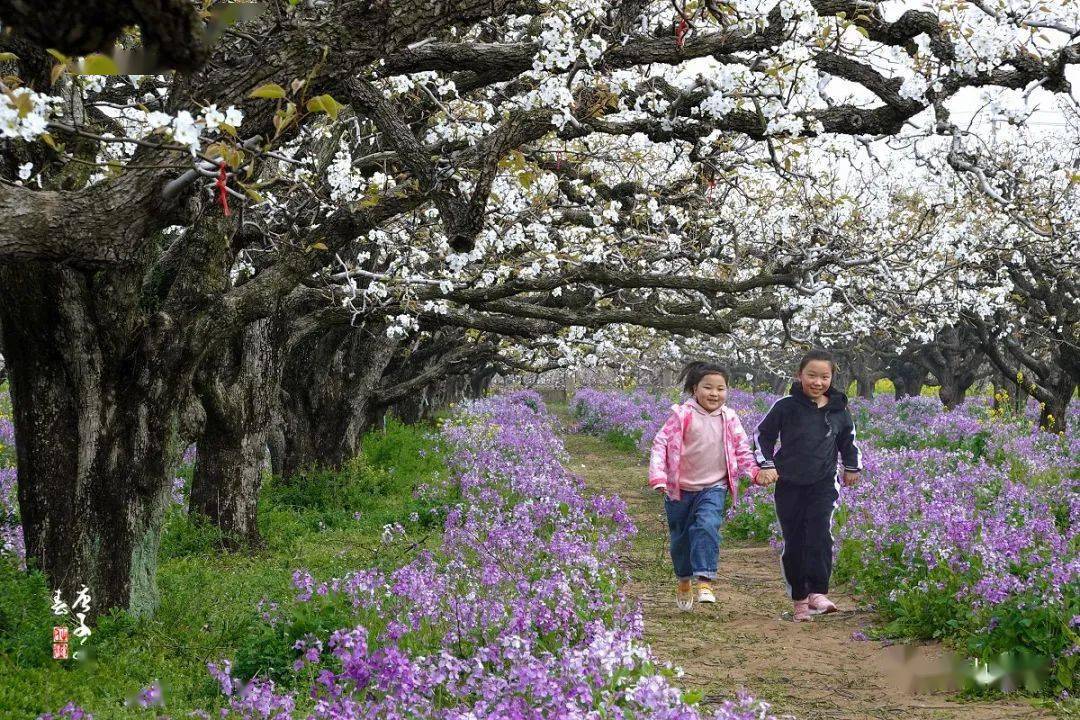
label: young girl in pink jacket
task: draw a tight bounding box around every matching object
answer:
[648,361,759,611]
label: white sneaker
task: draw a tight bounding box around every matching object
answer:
[696,582,716,603]
[676,581,694,611]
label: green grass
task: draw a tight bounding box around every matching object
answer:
[602,430,641,453]
[0,419,448,719]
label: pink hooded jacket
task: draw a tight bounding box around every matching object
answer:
[648,401,759,502]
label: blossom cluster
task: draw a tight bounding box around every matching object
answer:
[0,87,56,140]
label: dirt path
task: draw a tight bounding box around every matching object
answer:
[563,431,1054,720]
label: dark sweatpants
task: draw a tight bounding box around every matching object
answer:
[774,478,840,601]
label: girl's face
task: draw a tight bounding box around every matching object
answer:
[797,360,833,399]
[693,373,728,411]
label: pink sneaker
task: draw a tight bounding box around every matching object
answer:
[793,599,812,622]
[808,593,838,614]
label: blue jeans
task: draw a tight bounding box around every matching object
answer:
[664,484,728,580]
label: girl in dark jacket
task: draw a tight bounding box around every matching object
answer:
[753,349,863,622]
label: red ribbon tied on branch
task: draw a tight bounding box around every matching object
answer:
[675,17,689,49]
[215,162,232,217]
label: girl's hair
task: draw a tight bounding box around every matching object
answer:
[678,361,730,394]
[797,349,838,374]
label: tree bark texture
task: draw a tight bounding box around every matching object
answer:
[189,313,287,549]
[280,323,400,477]
[0,264,187,619]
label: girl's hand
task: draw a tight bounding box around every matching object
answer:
[653,485,668,497]
[842,471,860,487]
[756,468,778,486]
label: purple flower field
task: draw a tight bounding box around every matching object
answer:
[569,388,675,450]
[195,390,792,719]
[571,387,1080,695]
[570,388,773,456]
[23,390,789,719]
[0,413,21,562]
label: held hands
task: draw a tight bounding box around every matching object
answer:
[753,469,858,486]
[755,468,778,486]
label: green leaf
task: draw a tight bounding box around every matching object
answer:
[0,52,18,62]
[249,83,288,100]
[305,94,344,121]
[271,101,298,137]
[205,142,228,160]
[11,91,34,118]
[307,242,328,252]
[682,690,705,705]
[81,54,118,75]
[46,49,70,64]
[239,183,265,204]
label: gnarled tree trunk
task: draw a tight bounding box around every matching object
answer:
[267,423,286,478]
[382,337,492,423]
[855,374,875,399]
[937,381,969,410]
[0,213,248,619]
[1038,379,1075,433]
[915,325,984,410]
[189,313,286,549]
[888,359,928,400]
[469,365,497,398]
[0,264,187,619]
[969,314,1077,433]
[280,323,400,477]
[831,366,853,396]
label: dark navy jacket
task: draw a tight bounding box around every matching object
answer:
[753,382,862,484]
